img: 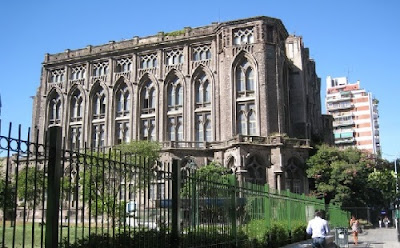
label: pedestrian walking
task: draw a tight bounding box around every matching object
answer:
[383,216,390,228]
[378,217,382,228]
[349,215,360,245]
[306,210,330,248]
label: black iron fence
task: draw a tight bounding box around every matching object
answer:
[0,124,349,248]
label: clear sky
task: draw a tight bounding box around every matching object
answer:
[0,0,399,161]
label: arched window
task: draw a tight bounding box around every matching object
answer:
[238,111,246,135]
[236,69,245,93]
[195,113,212,145]
[70,90,83,122]
[237,103,256,135]
[92,88,106,120]
[91,86,106,148]
[248,110,256,135]
[69,126,82,150]
[246,68,254,91]
[116,84,130,117]
[48,93,61,125]
[176,85,183,106]
[167,77,183,111]
[235,57,256,135]
[195,73,211,108]
[194,72,212,144]
[245,156,265,184]
[166,76,184,142]
[236,59,255,97]
[115,83,130,144]
[140,80,157,141]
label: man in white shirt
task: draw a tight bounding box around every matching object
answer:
[306,210,330,248]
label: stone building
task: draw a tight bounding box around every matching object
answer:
[32,16,329,194]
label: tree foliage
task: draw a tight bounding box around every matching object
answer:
[70,140,160,217]
[17,166,45,209]
[181,162,231,198]
[306,145,375,207]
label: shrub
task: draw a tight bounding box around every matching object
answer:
[243,219,270,246]
[59,231,171,248]
[269,222,289,248]
[291,221,307,242]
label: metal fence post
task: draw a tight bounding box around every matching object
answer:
[264,184,270,228]
[171,159,181,247]
[45,126,62,248]
[229,174,237,246]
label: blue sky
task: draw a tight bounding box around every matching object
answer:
[0,0,399,161]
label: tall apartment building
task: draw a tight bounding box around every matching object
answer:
[32,16,329,194]
[326,76,380,154]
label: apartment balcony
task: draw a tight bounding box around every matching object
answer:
[326,95,352,103]
[327,103,354,111]
[335,137,355,144]
[333,120,354,127]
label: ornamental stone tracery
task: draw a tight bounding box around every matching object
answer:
[233,27,254,45]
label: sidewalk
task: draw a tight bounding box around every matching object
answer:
[282,227,400,248]
[352,227,400,248]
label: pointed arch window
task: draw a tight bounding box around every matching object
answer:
[140,80,156,141]
[70,90,82,122]
[236,60,255,98]
[116,84,130,117]
[141,80,156,115]
[92,123,105,148]
[49,93,62,125]
[245,156,266,185]
[167,77,183,111]
[115,121,129,144]
[195,113,212,144]
[114,83,130,144]
[166,76,183,143]
[141,119,156,141]
[92,88,106,120]
[69,126,82,150]
[237,103,257,135]
[195,73,211,108]
[91,86,106,148]
[168,116,183,142]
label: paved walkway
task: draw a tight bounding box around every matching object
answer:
[348,227,400,248]
[282,227,400,248]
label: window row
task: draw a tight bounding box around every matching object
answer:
[50,46,214,83]
[47,58,257,147]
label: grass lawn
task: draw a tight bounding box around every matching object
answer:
[0,221,120,247]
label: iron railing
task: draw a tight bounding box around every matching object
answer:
[0,124,350,247]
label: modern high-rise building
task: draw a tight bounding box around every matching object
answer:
[326,76,380,154]
[31,16,331,194]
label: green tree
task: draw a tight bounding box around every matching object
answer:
[306,144,374,207]
[181,162,230,198]
[16,166,45,220]
[76,140,160,218]
[367,168,397,211]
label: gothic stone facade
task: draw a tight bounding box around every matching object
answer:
[32,16,326,194]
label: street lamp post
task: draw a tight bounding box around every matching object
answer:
[395,158,400,242]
